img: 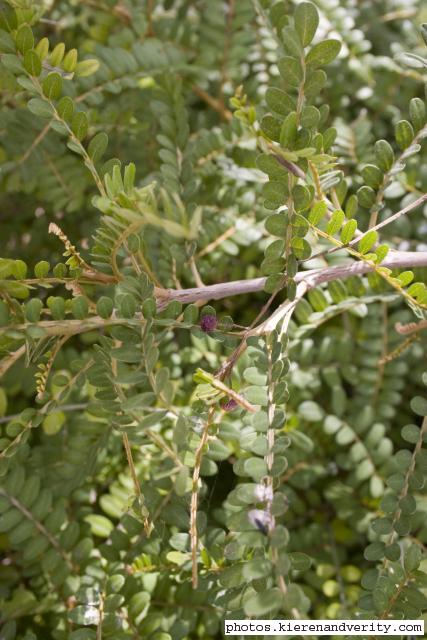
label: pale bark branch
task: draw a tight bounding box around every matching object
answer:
[2,252,426,350]
[158,250,427,306]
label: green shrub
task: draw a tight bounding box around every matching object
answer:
[0,0,426,638]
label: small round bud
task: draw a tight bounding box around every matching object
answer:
[200,314,217,332]
[222,398,238,412]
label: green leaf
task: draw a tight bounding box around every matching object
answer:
[395,119,414,150]
[0,508,23,532]
[263,181,288,205]
[292,185,312,212]
[357,185,376,208]
[62,48,78,72]
[364,541,385,561]
[243,367,267,385]
[298,400,324,421]
[0,388,7,417]
[404,544,422,572]
[84,514,113,537]
[47,296,65,320]
[294,2,319,46]
[280,111,298,148]
[306,39,341,67]
[243,457,267,481]
[245,386,268,406]
[307,288,328,311]
[361,164,383,190]
[123,162,136,193]
[12,259,27,279]
[345,194,358,218]
[71,296,89,319]
[265,213,288,237]
[291,214,309,238]
[300,105,320,128]
[96,296,113,319]
[374,139,394,172]
[0,29,15,54]
[142,298,156,318]
[27,98,54,119]
[183,303,198,323]
[340,219,357,244]
[242,557,273,580]
[75,58,100,77]
[265,87,296,117]
[397,270,414,286]
[42,72,63,101]
[264,273,285,293]
[71,111,89,141]
[174,466,189,496]
[409,97,425,132]
[291,237,311,260]
[1,53,24,74]
[243,588,283,616]
[35,37,49,60]
[128,592,150,623]
[23,49,41,76]
[25,298,43,322]
[304,69,327,98]
[57,96,74,121]
[289,551,312,571]
[261,114,281,141]
[277,56,304,87]
[371,517,393,535]
[42,411,65,435]
[326,209,345,235]
[308,200,327,225]
[401,424,420,443]
[374,244,389,263]
[166,551,190,566]
[15,24,34,53]
[358,230,378,254]
[88,132,108,163]
[384,543,401,561]
[410,396,427,416]
[117,293,136,318]
[281,26,303,58]
[49,43,65,67]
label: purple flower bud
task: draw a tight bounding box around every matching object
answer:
[248,509,273,535]
[222,398,238,412]
[200,314,217,332]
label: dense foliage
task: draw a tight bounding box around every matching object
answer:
[0,0,427,638]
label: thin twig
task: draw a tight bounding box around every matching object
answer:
[196,226,236,258]
[306,192,427,263]
[191,406,216,588]
[0,488,75,570]
[17,122,51,166]
[192,85,232,121]
[0,403,87,425]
